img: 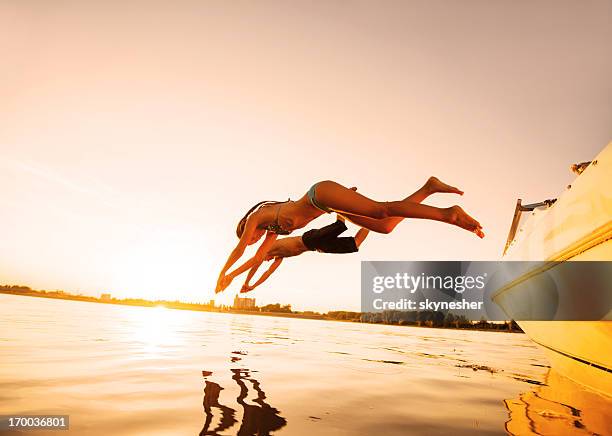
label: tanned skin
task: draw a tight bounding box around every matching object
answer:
[217,176,483,292]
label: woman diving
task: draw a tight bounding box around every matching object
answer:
[216,177,484,292]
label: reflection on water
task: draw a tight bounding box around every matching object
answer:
[200,360,287,435]
[0,294,610,436]
[505,369,611,436]
[128,306,184,356]
[201,379,238,435]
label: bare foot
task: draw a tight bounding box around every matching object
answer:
[445,205,485,238]
[427,176,464,195]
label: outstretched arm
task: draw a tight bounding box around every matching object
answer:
[242,260,264,289]
[216,217,277,292]
[242,258,284,293]
[223,254,264,290]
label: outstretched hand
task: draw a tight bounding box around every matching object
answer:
[215,275,233,293]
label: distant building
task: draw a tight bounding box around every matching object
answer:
[100,293,112,301]
[233,295,256,310]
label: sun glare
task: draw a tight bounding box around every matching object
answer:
[127,306,185,356]
[109,228,215,302]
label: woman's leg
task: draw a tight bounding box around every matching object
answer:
[340,176,461,233]
[315,180,483,237]
[353,228,370,247]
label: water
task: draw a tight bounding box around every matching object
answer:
[0,294,609,435]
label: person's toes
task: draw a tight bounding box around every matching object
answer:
[435,178,463,195]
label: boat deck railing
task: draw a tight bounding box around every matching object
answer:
[503,198,557,256]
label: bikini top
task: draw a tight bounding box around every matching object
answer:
[264,201,292,235]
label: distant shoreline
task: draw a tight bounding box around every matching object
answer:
[0,287,523,333]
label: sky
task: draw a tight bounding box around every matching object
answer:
[1,0,611,312]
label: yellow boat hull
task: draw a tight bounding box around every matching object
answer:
[497,142,612,396]
[519,321,612,397]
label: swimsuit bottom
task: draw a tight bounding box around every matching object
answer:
[308,183,333,213]
[301,220,358,254]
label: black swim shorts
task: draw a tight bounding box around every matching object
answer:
[301,220,359,254]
